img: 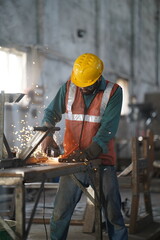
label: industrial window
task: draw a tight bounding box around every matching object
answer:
[0,47,26,93]
[116,78,129,115]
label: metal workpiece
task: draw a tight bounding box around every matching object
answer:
[0,91,25,162]
[17,125,60,162]
[4,93,25,103]
[0,91,60,168]
[0,125,61,169]
[18,130,48,161]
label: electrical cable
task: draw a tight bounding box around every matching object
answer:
[87,162,102,208]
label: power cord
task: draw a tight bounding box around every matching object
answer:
[87,162,102,206]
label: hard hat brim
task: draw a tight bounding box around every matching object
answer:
[71,72,100,88]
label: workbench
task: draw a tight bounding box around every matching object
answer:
[0,159,102,240]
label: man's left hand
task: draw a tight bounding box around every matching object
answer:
[59,142,102,163]
[59,149,88,163]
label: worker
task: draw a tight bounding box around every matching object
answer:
[41,53,128,240]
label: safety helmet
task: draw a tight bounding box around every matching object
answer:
[71,53,104,87]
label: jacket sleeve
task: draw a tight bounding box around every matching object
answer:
[41,83,66,126]
[93,86,122,153]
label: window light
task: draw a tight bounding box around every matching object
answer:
[0,47,26,93]
[117,78,129,115]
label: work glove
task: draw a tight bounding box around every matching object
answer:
[59,142,102,163]
[59,149,87,163]
[85,142,102,160]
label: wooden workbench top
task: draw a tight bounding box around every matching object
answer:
[0,159,101,183]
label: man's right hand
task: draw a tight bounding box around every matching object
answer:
[41,136,60,157]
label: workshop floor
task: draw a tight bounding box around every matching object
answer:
[0,178,160,240]
[26,180,160,240]
[27,189,102,240]
[26,189,110,240]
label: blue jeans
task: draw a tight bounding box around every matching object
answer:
[50,166,128,240]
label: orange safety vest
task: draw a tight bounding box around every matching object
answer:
[62,79,119,165]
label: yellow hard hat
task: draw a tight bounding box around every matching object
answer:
[71,53,104,87]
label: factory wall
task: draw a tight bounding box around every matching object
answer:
[0,0,160,156]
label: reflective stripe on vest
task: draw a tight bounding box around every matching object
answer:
[65,81,114,123]
[65,113,101,122]
[66,82,76,112]
[100,82,114,116]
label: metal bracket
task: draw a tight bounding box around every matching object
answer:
[70,174,95,204]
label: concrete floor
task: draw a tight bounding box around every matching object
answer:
[27,189,109,239]
[26,183,160,240]
[27,189,102,240]
[28,224,110,240]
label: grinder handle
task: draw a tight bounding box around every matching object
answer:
[33,126,60,132]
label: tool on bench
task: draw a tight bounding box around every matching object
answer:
[19,126,60,160]
[0,126,60,169]
[33,126,61,158]
[58,157,89,163]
